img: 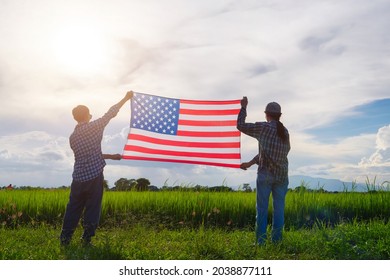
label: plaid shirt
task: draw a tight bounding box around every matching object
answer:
[70,104,120,182]
[237,107,290,182]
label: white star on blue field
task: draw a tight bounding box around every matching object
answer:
[131,93,180,135]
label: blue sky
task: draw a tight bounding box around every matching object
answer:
[0,0,389,188]
[307,98,390,143]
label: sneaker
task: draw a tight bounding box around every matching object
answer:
[60,237,71,246]
[60,229,74,246]
[81,236,92,247]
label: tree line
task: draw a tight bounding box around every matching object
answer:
[3,179,352,193]
[106,177,245,192]
[1,178,250,192]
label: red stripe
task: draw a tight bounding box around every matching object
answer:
[125,93,242,167]
[178,119,237,126]
[180,99,241,105]
[177,130,240,137]
[124,145,240,159]
[122,155,241,168]
[128,133,240,148]
[179,108,240,115]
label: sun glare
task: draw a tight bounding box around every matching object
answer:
[52,24,109,75]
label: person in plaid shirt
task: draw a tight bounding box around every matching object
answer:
[60,91,134,246]
[237,97,290,245]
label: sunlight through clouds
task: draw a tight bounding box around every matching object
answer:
[0,0,389,188]
[52,24,110,76]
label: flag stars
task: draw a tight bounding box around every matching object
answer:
[130,93,180,135]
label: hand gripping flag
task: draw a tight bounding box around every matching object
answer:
[122,92,241,168]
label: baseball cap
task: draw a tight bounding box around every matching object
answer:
[264,102,281,114]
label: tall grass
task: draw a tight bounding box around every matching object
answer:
[0,189,68,227]
[1,188,389,229]
[286,191,390,228]
[101,191,255,228]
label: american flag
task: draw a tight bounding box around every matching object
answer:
[122,92,241,168]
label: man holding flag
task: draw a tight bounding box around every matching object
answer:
[60,91,134,246]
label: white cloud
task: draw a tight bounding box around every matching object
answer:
[360,125,390,167]
[291,125,390,184]
[376,125,390,150]
[0,131,73,187]
[289,132,376,164]
[104,159,251,189]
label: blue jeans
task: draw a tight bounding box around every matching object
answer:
[60,174,104,244]
[256,169,288,244]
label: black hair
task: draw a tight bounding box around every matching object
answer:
[267,112,288,142]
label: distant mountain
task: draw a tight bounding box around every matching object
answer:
[244,175,367,192]
[288,175,366,192]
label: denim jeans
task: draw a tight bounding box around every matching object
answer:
[60,173,104,244]
[256,168,288,244]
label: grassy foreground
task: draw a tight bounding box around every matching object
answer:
[1,221,389,260]
[1,189,389,259]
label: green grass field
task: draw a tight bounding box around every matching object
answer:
[1,189,389,259]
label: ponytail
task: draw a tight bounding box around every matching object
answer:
[276,120,288,142]
[267,112,288,142]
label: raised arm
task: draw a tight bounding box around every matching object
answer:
[91,91,134,128]
[115,91,134,110]
[236,96,260,138]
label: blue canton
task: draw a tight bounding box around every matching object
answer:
[131,93,180,135]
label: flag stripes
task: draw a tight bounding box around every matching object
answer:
[127,133,240,148]
[122,92,241,168]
